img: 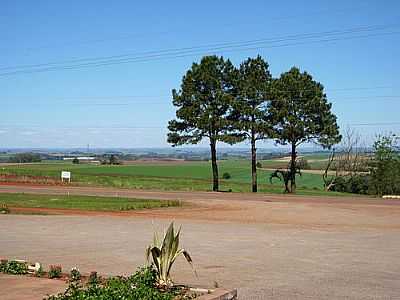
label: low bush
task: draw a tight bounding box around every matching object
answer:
[222,172,231,180]
[331,175,370,194]
[48,265,62,279]
[0,260,28,275]
[0,259,8,272]
[0,203,10,214]
[87,271,99,285]
[45,266,190,300]
[35,264,45,277]
[256,162,262,168]
[69,267,81,282]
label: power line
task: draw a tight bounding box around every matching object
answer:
[4,30,398,75]
[21,97,400,106]
[2,24,390,71]
[349,122,400,126]
[0,4,367,54]
[0,24,398,77]
[2,122,400,129]
[0,85,395,101]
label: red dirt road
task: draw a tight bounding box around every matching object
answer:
[1,184,399,230]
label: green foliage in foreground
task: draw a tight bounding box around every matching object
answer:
[0,260,28,275]
[45,266,193,300]
[0,193,180,211]
[146,223,195,288]
[48,265,62,279]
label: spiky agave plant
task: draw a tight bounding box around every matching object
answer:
[146,222,195,288]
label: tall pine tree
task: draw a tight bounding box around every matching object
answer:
[167,56,243,191]
[230,56,272,192]
[269,67,341,193]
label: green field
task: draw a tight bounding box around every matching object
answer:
[258,153,330,170]
[0,158,348,196]
[0,193,180,211]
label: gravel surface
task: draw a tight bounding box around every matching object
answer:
[1,184,400,299]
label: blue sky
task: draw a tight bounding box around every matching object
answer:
[1,0,399,148]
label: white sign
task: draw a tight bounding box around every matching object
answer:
[61,171,71,182]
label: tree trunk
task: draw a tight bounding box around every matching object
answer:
[290,141,297,193]
[251,131,257,193]
[210,139,219,192]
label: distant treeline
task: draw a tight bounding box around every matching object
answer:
[8,153,42,163]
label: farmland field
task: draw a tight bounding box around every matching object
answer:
[0,156,346,196]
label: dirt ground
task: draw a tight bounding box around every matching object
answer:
[1,184,400,299]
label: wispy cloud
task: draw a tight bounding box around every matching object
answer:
[20,131,37,136]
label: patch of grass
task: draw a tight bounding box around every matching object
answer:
[0,193,181,211]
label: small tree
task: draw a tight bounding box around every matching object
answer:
[369,134,400,196]
[230,56,272,192]
[72,157,80,164]
[323,128,368,191]
[109,154,119,165]
[269,67,341,193]
[322,149,336,191]
[168,56,243,191]
[270,167,302,193]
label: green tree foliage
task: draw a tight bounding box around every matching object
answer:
[230,56,272,192]
[167,55,243,191]
[109,154,120,165]
[369,134,400,196]
[269,67,341,193]
[72,157,79,164]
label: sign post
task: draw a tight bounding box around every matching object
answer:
[61,171,71,183]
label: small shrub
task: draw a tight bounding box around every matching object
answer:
[0,259,8,272]
[44,266,181,300]
[48,265,62,279]
[72,158,79,164]
[35,264,45,277]
[256,162,262,168]
[0,203,10,214]
[87,271,99,285]
[2,260,28,275]
[69,267,81,282]
[146,223,195,288]
[331,175,370,194]
[222,172,231,180]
